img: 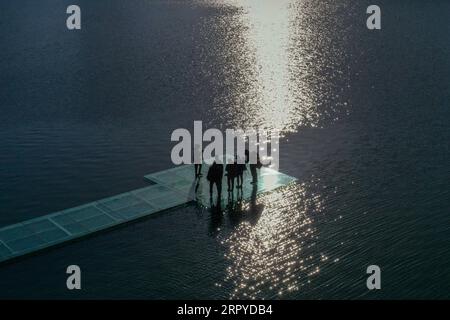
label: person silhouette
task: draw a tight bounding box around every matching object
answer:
[207,160,223,201]
[225,156,238,192]
[245,149,261,184]
[194,144,202,178]
[236,155,246,189]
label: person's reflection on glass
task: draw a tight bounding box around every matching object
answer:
[228,183,262,227]
[226,188,234,210]
[236,184,243,202]
[208,201,223,237]
[247,183,263,225]
[250,182,258,207]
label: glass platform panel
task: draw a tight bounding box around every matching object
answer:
[0,164,296,263]
[145,164,297,208]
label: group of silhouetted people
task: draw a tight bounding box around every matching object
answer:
[225,155,246,191]
[196,150,262,202]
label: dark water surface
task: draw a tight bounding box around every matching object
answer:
[0,0,449,299]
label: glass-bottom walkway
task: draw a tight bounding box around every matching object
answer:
[0,164,296,264]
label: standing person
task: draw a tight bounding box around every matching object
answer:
[246,149,261,184]
[236,155,246,189]
[207,160,223,200]
[225,156,238,192]
[194,144,202,178]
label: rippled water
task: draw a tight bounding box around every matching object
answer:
[0,0,449,299]
[194,0,353,132]
[220,183,325,299]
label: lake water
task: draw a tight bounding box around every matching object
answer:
[0,0,449,299]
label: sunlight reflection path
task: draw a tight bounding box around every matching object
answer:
[219,182,327,299]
